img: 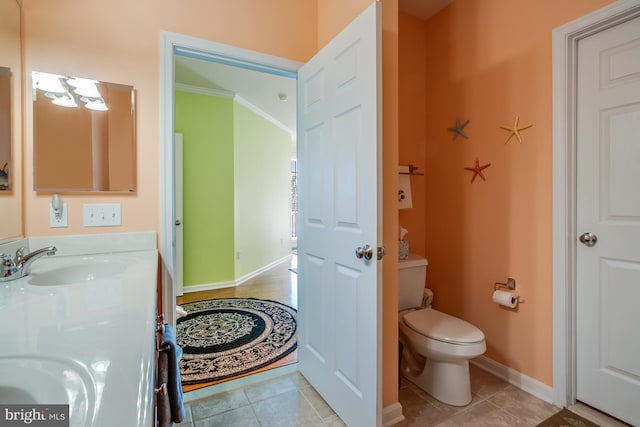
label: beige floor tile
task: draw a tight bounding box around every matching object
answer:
[449,400,530,427]
[193,406,259,427]
[251,389,325,427]
[433,420,462,427]
[189,389,250,421]
[488,385,559,425]
[397,386,454,426]
[243,372,300,403]
[323,413,348,427]
[300,383,336,419]
[468,365,511,399]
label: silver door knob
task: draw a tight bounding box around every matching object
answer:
[579,232,598,247]
[355,244,373,261]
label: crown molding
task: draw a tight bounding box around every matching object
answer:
[175,83,293,137]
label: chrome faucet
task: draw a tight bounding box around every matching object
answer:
[0,246,57,282]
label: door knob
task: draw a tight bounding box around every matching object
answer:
[355,244,373,261]
[579,232,597,247]
[175,220,182,226]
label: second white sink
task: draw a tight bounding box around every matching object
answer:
[0,355,96,425]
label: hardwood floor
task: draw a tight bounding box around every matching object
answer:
[176,255,298,393]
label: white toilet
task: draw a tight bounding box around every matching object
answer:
[398,254,486,406]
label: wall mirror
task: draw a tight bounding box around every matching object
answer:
[33,71,136,192]
[0,66,10,190]
[0,0,22,244]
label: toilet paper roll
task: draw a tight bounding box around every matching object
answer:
[398,166,413,209]
[492,290,518,308]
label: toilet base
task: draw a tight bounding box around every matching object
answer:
[402,358,472,406]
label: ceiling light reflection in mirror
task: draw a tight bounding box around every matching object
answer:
[33,72,108,111]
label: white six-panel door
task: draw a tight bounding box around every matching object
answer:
[576,15,640,425]
[296,3,382,427]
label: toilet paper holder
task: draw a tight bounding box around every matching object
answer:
[494,277,516,291]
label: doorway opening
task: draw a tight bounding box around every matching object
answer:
[160,31,303,392]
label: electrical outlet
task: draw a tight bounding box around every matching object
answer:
[83,203,121,227]
[50,203,68,228]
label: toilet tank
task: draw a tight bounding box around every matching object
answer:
[398,254,428,311]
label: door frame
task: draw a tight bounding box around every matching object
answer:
[159,31,301,326]
[551,0,640,408]
[175,132,183,297]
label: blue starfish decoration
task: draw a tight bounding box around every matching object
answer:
[447,117,470,140]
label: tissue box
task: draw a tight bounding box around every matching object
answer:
[399,240,409,260]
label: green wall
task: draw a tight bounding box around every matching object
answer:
[234,102,292,278]
[176,90,293,288]
[175,91,235,285]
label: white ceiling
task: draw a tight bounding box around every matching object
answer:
[174,2,451,135]
[175,56,297,135]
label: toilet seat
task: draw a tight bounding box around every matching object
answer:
[403,308,484,344]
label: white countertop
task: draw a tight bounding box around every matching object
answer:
[0,232,158,426]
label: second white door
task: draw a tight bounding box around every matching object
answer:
[576,15,640,426]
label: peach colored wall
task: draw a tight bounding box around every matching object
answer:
[317,0,400,408]
[398,12,427,258]
[317,0,374,48]
[399,0,616,386]
[21,0,317,237]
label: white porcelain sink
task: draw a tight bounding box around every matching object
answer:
[0,233,158,426]
[0,355,96,425]
[28,260,127,286]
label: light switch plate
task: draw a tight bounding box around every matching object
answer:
[83,203,121,227]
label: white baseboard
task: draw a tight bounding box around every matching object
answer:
[183,255,293,294]
[471,356,554,403]
[382,402,404,427]
[182,279,236,293]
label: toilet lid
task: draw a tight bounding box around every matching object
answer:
[403,308,485,344]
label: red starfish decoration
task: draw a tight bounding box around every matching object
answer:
[464,158,491,183]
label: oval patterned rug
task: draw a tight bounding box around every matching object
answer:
[176,298,297,384]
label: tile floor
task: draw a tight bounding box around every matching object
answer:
[177,365,344,427]
[177,363,628,427]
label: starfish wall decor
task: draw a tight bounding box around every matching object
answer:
[500,115,533,144]
[464,158,491,183]
[447,117,470,141]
